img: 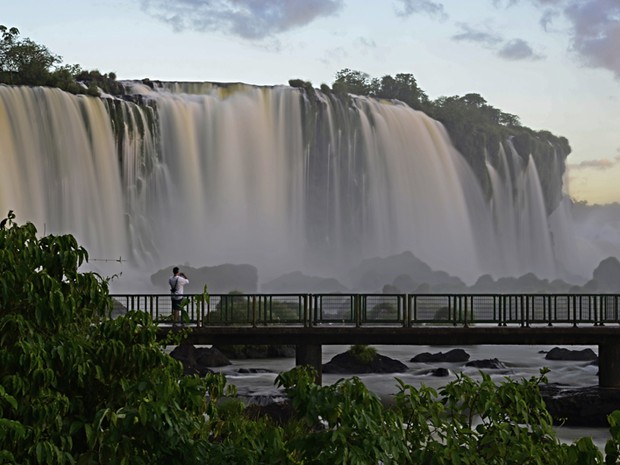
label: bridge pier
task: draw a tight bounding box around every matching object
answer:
[599,344,620,388]
[296,344,322,385]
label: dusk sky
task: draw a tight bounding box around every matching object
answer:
[4,0,620,204]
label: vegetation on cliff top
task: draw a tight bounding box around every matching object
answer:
[0,25,122,96]
[290,68,570,210]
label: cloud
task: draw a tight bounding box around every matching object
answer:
[452,24,543,61]
[498,38,545,60]
[320,46,348,66]
[507,0,620,78]
[564,0,620,79]
[568,156,620,170]
[539,9,559,31]
[355,36,377,55]
[452,24,503,46]
[139,0,344,39]
[394,0,448,20]
[489,0,620,79]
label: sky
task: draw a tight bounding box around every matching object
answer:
[4,0,620,205]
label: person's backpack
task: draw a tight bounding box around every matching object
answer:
[170,277,179,294]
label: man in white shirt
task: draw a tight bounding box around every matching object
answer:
[169,267,189,325]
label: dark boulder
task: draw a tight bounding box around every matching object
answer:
[322,350,407,374]
[465,358,506,369]
[170,344,229,376]
[151,263,258,294]
[411,349,470,363]
[419,367,450,377]
[545,347,598,361]
[591,257,620,291]
[541,383,620,426]
[194,346,231,367]
[236,368,274,374]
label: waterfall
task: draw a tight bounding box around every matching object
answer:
[0,86,127,260]
[487,140,556,278]
[0,82,612,289]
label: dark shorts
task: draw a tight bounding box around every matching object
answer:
[171,297,182,311]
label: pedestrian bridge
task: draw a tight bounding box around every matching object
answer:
[110,293,620,386]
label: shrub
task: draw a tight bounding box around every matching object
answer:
[348,344,377,365]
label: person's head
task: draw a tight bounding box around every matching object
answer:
[173,266,179,275]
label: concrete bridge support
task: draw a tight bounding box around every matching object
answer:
[599,344,620,388]
[296,344,323,385]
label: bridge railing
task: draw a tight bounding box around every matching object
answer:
[109,293,620,327]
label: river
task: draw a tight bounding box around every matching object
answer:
[213,344,610,449]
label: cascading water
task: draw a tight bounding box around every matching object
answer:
[0,86,127,260]
[486,140,557,279]
[0,82,615,290]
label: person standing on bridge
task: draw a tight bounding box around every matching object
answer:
[169,267,189,326]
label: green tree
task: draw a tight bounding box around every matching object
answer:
[0,25,123,96]
[376,73,429,110]
[0,26,60,86]
[0,211,212,464]
[4,209,618,464]
[332,68,379,96]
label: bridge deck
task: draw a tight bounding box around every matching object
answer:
[159,324,620,346]
[111,293,620,386]
[111,293,620,328]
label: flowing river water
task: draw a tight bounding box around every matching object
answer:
[212,344,609,449]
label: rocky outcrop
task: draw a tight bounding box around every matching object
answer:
[465,358,506,369]
[348,251,465,292]
[151,263,258,294]
[541,384,620,426]
[322,350,408,374]
[411,348,470,363]
[588,257,620,292]
[169,344,230,376]
[544,347,598,361]
[262,271,348,293]
[418,367,451,377]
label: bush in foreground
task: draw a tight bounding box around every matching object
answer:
[2,210,620,464]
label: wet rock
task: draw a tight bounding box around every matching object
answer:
[195,347,231,367]
[545,347,598,361]
[465,358,506,369]
[236,368,274,374]
[541,383,620,426]
[419,367,450,377]
[170,343,228,376]
[322,351,407,374]
[411,348,470,363]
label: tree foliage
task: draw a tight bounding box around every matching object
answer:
[2,211,620,463]
[332,68,379,97]
[0,211,212,464]
[375,73,429,110]
[0,25,122,96]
